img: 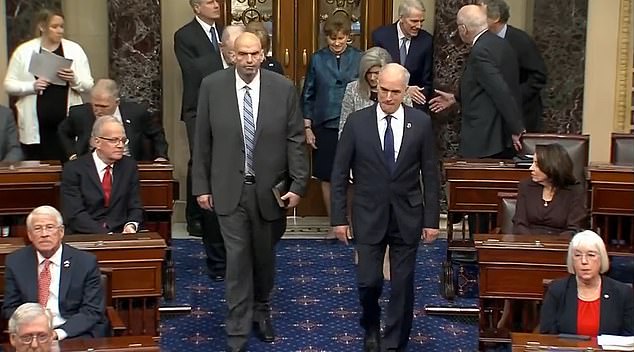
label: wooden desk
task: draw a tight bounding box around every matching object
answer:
[588,163,634,250]
[475,234,571,348]
[0,234,166,337]
[444,160,530,243]
[3,335,159,352]
[512,333,607,351]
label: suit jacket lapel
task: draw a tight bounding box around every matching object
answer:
[25,248,39,301]
[369,109,389,174]
[388,24,400,62]
[393,108,412,173]
[254,73,268,146]
[191,19,215,56]
[110,159,123,201]
[58,245,72,302]
[85,155,104,196]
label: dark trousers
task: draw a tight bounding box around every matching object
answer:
[357,206,419,351]
[185,118,226,272]
[217,183,280,350]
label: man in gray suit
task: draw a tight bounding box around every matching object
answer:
[0,105,23,162]
[192,32,309,352]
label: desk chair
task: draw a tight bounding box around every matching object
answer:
[520,133,589,184]
[610,133,634,165]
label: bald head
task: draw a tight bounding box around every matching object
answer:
[377,63,410,114]
[233,32,264,83]
[457,5,488,44]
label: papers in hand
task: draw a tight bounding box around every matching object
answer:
[597,335,634,351]
[28,50,73,86]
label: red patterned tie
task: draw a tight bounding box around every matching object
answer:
[38,259,51,307]
[102,165,112,207]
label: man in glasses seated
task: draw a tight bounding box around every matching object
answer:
[60,116,143,234]
[3,207,107,342]
[8,303,55,351]
[58,78,168,162]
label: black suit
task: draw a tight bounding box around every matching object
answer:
[459,31,523,158]
[174,18,225,272]
[2,244,107,338]
[540,275,634,335]
[58,102,169,161]
[262,56,284,76]
[60,154,143,234]
[331,104,440,350]
[372,23,433,109]
[504,25,548,132]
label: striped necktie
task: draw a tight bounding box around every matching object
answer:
[243,86,256,174]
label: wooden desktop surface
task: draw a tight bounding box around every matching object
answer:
[3,335,159,352]
[512,333,608,351]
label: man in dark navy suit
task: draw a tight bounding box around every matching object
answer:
[174,0,226,281]
[372,0,432,110]
[331,63,440,352]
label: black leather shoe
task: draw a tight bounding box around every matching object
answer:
[225,347,245,352]
[187,221,203,237]
[363,327,380,352]
[253,318,275,342]
[209,273,225,282]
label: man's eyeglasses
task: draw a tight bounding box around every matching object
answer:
[98,136,129,146]
[31,224,62,234]
[16,332,51,344]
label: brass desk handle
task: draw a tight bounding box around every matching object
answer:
[302,49,307,66]
[284,48,289,66]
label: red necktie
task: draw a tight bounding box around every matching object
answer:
[38,259,51,307]
[102,165,112,207]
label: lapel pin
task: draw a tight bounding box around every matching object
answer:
[406,122,412,129]
[125,119,131,124]
[603,294,609,299]
[63,260,70,268]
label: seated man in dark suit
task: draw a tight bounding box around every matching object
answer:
[3,206,107,340]
[61,116,143,234]
[58,78,168,162]
[0,105,23,162]
[8,303,55,351]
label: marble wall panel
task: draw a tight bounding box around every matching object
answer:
[108,0,162,116]
[533,0,587,134]
[5,0,62,55]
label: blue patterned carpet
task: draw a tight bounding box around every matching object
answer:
[159,239,479,351]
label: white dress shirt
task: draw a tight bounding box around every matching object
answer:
[396,21,412,54]
[92,151,137,231]
[376,104,404,162]
[495,23,508,39]
[37,246,67,340]
[235,70,261,174]
[194,16,221,47]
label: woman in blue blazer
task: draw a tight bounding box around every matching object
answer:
[540,230,634,336]
[301,12,361,217]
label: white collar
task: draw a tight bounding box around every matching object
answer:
[376,103,405,121]
[194,16,216,34]
[92,150,111,171]
[37,244,63,266]
[397,20,409,41]
[235,69,261,90]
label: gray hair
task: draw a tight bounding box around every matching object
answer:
[357,47,392,99]
[8,303,53,334]
[566,230,610,275]
[26,206,63,230]
[398,0,426,18]
[91,78,120,100]
[480,0,511,23]
[189,0,203,7]
[90,116,124,148]
[221,25,245,45]
[380,63,411,87]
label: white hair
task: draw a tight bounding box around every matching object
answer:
[566,230,610,274]
[8,303,53,334]
[26,206,63,230]
[398,0,426,17]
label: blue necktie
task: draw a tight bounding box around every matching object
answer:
[384,115,395,174]
[210,26,219,53]
[399,37,408,65]
[243,86,256,174]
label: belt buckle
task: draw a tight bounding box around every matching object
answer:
[244,174,255,184]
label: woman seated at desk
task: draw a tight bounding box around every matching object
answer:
[513,143,587,235]
[540,230,634,336]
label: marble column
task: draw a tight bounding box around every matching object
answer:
[108,0,162,117]
[532,0,588,134]
[5,0,62,55]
